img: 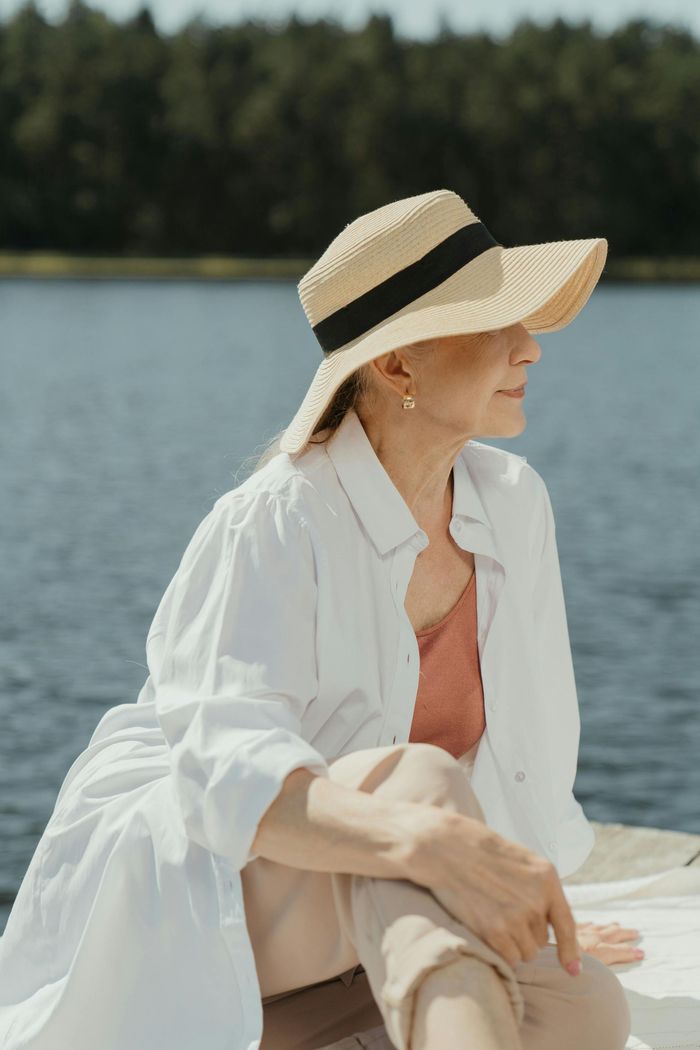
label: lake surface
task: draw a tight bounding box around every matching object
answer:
[1,278,699,931]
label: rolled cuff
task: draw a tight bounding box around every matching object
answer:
[240,737,330,868]
[170,724,330,871]
[381,923,525,1050]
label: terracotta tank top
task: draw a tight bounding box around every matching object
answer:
[408,570,486,764]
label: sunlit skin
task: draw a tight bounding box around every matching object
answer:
[356,321,645,967]
[356,322,542,531]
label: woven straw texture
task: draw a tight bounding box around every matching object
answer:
[280,189,607,455]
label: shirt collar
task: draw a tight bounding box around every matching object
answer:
[324,407,490,557]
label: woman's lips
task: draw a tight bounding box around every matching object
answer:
[498,386,525,398]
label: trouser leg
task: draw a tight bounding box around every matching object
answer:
[259,969,387,1050]
[516,943,632,1050]
[244,741,630,1050]
[326,742,629,1050]
[326,742,526,1050]
[243,741,515,1049]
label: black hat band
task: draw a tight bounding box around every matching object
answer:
[312,221,500,355]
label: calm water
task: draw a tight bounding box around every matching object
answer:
[1,278,699,930]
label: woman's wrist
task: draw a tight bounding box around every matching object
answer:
[401,806,489,888]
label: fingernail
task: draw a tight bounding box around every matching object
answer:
[633,949,645,957]
[567,959,581,976]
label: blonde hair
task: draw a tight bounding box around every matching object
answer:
[244,341,433,476]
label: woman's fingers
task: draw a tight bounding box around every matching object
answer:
[548,877,582,975]
[531,911,551,948]
[577,920,641,943]
[574,920,645,964]
[589,942,646,965]
[601,925,641,943]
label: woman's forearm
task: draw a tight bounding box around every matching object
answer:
[249,765,444,881]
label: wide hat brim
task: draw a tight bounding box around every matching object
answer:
[279,235,607,455]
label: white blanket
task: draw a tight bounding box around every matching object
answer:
[563,866,700,1049]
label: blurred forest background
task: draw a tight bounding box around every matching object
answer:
[1,0,700,267]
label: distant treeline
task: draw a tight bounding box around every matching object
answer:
[2,1,700,259]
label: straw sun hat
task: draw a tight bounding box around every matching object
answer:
[279,188,608,455]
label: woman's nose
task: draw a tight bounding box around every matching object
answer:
[517,324,542,363]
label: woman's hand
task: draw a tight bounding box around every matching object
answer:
[410,810,583,976]
[575,920,645,965]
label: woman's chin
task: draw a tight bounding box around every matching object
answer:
[486,414,527,439]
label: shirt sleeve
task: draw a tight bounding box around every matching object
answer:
[146,489,330,871]
[531,473,585,816]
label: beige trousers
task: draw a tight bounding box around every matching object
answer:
[240,742,631,1050]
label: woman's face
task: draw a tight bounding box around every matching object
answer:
[404,322,542,441]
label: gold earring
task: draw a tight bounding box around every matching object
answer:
[402,394,416,410]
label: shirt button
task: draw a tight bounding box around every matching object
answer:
[548,840,557,852]
[488,701,497,711]
[453,521,462,533]
[514,770,526,782]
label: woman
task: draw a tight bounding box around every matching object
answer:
[0,189,638,1050]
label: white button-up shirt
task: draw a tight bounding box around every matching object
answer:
[0,406,594,1050]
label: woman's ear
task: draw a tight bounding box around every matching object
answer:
[369,349,415,399]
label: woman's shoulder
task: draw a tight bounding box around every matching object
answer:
[209,438,550,548]
[211,442,334,532]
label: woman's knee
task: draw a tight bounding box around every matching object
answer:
[352,742,486,823]
[566,955,631,1050]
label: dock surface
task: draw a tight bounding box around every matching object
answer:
[563,820,700,883]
